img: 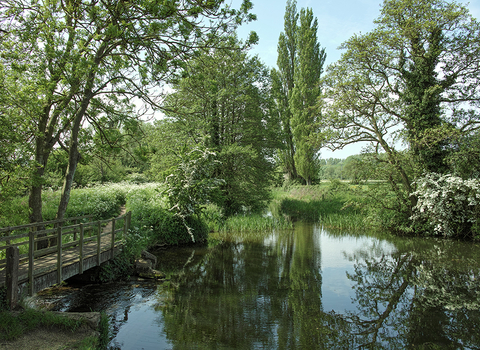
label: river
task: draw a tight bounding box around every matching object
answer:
[35,222,480,349]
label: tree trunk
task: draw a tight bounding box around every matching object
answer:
[56,105,89,221]
[29,128,52,249]
[56,81,97,221]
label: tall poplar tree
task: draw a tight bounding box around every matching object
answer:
[290,8,326,185]
[271,0,299,181]
[272,0,325,184]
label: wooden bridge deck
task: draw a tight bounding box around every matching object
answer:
[0,211,131,299]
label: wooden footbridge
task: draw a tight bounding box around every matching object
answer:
[0,211,131,308]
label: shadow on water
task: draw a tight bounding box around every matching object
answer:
[33,223,480,349]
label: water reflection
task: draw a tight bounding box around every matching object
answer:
[36,224,480,349]
[343,237,480,349]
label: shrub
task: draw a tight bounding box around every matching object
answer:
[411,173,480,239]
[126,186,208,245]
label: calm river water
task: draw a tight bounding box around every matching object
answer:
[37,223,480,349]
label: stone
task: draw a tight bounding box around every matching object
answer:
[138,269,166,280]
[141,250,157,267]
[134,258,152,273]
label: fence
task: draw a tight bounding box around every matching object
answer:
[1,211,131,309]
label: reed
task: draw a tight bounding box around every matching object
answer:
[272,182,377,231]
[218,214,293,233]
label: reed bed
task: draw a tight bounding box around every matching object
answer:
[218,214,293,233]
[271,182,377,232]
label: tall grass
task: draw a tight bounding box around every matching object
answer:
[0,182,163,228]
[219,214,293,232]
[271,182,378,231]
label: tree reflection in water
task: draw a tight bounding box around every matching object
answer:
[156,226,480,349]
[345,238,480,349]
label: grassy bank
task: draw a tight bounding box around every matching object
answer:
[0,308,110,349]
[271,181,377,231]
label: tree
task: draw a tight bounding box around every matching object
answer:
[163,147,223,242]
[317,0,480,229]
[271,0,299,182]
[290,8,326,185]
[272,0,325,185]
[161,37,281,216]
[0,0,255,223]
[0,63,33,226]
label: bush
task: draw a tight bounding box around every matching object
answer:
[126,186,208,245]
[411,173,480,239]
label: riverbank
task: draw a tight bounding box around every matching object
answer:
[270,182,375,231]
[0,308,108,350]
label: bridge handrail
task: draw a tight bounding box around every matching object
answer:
[0,216,118,245]
[2,211,131,307]
[0,214,95,234]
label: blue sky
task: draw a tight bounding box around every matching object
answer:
[231,0,480,159]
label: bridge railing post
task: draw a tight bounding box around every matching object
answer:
[79,223,84,274]
[97,221,101,266]
[6,246,19,309]
[73,219,78,241]
[57,226,63,284]
[110,218,115,259]
[5,227,11,246]
[28,230,34,296]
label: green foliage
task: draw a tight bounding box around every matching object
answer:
[146,119,195,181]
[217,214,293,233]
[41,185,126,221]
[163,147,223,242]
[0,311,23,341]
[447,131,480,179]
[290,7,325,185]
[126,185,208,246]
[96,312,110,350]
[1,0,255,223]
[273,0,325,185]
[318,0,480,235]
[98,252,134,283]
[160,37,279,216]
[272,0,299,181]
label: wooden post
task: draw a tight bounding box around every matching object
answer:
[28,230,34,296]
[79,223,84,274]
[6,246,19,309]
[97,221,101,266]
[5,227,11,246]
[110,218,115,259]
[57,226,63,284]
[73,219,78,241]
[123,214,127,245]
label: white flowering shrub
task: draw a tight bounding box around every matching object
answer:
[411,173,480,238]
[163,147,224,242]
